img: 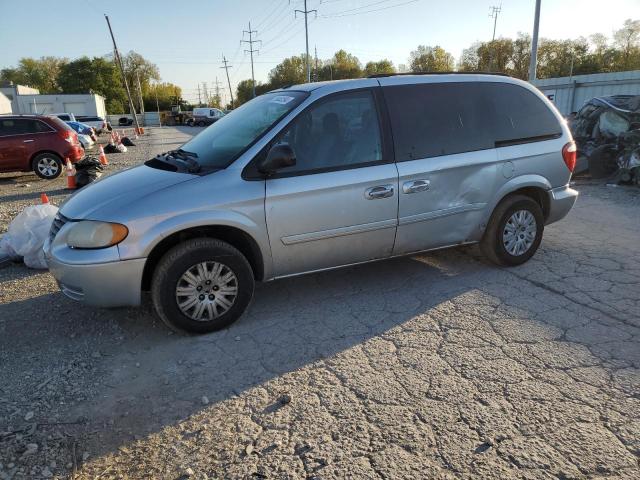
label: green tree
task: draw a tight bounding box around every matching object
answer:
[269,55,307,88]
[364,59,395,76]
[458,42,481,72]
[119,51,160,96]
[57,56,127,113]
[613,19,640,70]
[235,79,268,106]
[143,83,183,111]
[321,50,363,80]
[409,45,454,72]
[0,56,67,93]
[511,33,531,79]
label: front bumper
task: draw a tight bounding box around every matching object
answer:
[546,184,579,225]
[45,237,146,307]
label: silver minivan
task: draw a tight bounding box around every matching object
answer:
[44,74,578,333]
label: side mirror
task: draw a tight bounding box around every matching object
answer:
[258,143,296,174]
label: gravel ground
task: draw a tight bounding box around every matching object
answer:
[0,127,639,479]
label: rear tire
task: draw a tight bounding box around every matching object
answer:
[197,121,206,127]
[32,153,63,179]
[480,195,544,266]
[151,238,254,334]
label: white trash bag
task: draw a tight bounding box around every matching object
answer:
[0,203,58,269]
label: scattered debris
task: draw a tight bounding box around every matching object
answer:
[571,95,640,184]
[74,157,104,188]
[201,396,209,405]
[0,202,58,269]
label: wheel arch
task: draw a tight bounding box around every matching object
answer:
[30,150,63,166]
[141,225,265,291]
[487,175,552,225]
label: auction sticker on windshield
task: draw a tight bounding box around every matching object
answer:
[270,95,296,105]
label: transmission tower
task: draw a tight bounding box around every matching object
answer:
[241,22,261,98]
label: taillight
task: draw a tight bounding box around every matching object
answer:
[562,141,577,172]
[58,129,73,143]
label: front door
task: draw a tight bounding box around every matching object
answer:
[265,89,398,277]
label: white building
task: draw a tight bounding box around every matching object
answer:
[0,92,12,114]
[0,83,107,117]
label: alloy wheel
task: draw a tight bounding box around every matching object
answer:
[37,157,60,178]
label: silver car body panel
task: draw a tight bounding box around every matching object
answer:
[265,163,398,277]
[46,74,578,307]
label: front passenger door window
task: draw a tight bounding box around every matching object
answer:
[275,90,383,174]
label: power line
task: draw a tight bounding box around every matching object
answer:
[320,0,420,18]
[241,22,262,98]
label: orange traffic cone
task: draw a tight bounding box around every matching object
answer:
[65,159,77,190]
[40,193,50,204]
[98,145,109,166]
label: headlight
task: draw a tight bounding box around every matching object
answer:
[66,221,128,249]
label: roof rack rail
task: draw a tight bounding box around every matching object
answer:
[367,71,511,79]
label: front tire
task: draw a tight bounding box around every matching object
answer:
[32,153,63,179]
[151,238,255,334]
[480,195,544,266]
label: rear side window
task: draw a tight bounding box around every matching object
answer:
[47,116,73,131]
[483,82,562,146]
[0,119,51,135]
[384,81,561,161]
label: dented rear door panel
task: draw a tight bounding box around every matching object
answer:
[393,149,499,255]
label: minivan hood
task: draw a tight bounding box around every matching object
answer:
[60,165,196,220]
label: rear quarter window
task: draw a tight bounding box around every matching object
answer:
[47,116,73,131]
[383,81,562,162]
[482,82,562,146]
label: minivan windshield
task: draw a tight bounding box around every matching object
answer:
[178,91,308,170]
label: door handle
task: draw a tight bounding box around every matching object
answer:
[23,139,35,143]
[402,179,430,194]
[365,184,394,200]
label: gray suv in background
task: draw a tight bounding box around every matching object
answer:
[44,74,578,333]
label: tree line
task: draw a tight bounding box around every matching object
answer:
[1,19,637,112]
[235,18,640,106]
[0,51,183,114]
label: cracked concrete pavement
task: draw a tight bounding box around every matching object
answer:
[0,127,638,479]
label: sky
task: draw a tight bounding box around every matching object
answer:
[0,0,638,105]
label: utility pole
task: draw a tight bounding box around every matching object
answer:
[488,5,502,72]
[136,71,145,127]
[314,45,318,82]
[104,15,140,133]
[489,5,501,42]
[197,84,201,106]
[294,0,317,83]
[154,83,161,127]
[241,22,261,98]
[221,55,234,109]
[529,0,542,81]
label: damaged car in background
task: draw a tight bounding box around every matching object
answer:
[571,95,640,185]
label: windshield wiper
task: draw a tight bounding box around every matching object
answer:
[166,149,201,173]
